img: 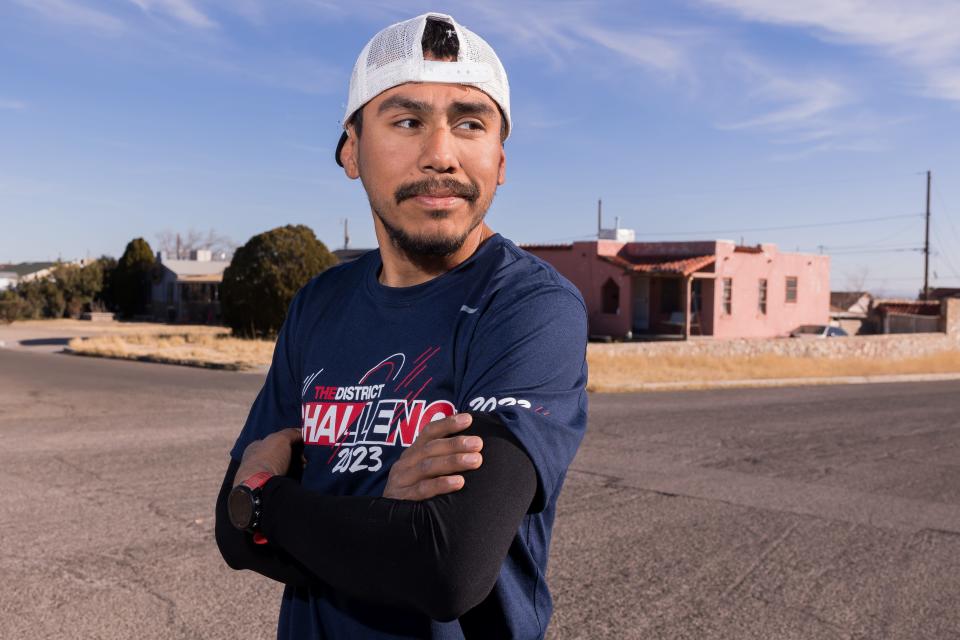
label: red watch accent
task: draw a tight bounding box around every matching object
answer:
[241,471,273,490]
[241,471,273,544]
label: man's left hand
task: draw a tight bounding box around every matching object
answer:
[234,428,302,488]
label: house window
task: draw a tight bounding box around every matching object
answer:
[722,278,732,315]
[785,276,798,303]
[758,279,767,314]
[601,278,620,314]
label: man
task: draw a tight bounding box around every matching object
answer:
[215,12,588,639]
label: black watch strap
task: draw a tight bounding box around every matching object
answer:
[227,471,273,541]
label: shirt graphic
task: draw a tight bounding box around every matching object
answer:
[300,347,455,474]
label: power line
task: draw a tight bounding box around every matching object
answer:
[827,246,924,256]
[627,171,920,200]
[543,213,924,244]
[639,213,922,237]
[842,275,931,282]
[931,233,960,281]
[932,185,960,248]
[817,220,921,251]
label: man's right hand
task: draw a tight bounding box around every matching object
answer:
[382,412,484,500]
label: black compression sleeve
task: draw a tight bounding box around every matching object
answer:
[215,458,319,587]
[259,413,538,621]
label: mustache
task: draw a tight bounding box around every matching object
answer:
[394,178,480,205]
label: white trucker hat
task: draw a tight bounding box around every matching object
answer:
[335,12,511,166]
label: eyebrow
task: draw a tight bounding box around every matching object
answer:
[377,95,431,115]
[377,95,497,120]
[448,101,495,119]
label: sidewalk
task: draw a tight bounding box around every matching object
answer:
[0,321,104,353]
[629,371,960,392]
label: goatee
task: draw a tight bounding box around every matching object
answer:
[373,206,484,258]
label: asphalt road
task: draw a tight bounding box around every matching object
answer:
[1,348,959,639]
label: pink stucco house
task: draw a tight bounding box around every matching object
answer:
[524,239,830,339]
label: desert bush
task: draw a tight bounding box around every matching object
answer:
[0,289,22,323]
[111,238,155,318]
[221,225,337,338]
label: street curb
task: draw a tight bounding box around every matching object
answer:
[594,372,960,393]
[62,347,248,372]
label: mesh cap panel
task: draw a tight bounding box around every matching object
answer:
[343,13,511,139]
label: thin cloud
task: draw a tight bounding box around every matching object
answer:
[575,25,688,75]
[770,138,888,162]
[719,58,852,131]
[0,99,28,110]
[11,0,126,34]
[699,0,960,103]
[714,55,897,158]
[467,3,692,76]
[128,0,217,29]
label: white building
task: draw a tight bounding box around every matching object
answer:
[0,272,18,290]
[150,250,227,323]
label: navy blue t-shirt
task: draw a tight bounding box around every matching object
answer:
[231,234,588,639]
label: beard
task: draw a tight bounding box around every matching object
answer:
[368,176,493,259]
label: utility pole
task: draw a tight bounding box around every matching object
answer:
[923,170,931,300]
[597,199,602,237]
[343,218,350,250]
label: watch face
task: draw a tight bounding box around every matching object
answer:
[228,486,254,530]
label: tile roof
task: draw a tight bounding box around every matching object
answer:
[874,300,941,316]
[600,254,716,276]
[519,243,574,250]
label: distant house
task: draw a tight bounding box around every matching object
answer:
[150,250,226,324]
[0,272,17,290]
[930,287,960,301]
[524,237,830,340]
[868,299,941,334]
[830,291,873,335]
[0,262,58,287]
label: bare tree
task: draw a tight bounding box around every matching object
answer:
[155,228,236,260]
[843,266,870,292]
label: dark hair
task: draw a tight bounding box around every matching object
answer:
[349,18,506,141]
[421,17,460,60]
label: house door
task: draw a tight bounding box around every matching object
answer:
[632,277,650,331]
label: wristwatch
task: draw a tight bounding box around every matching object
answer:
[228,471,273,543]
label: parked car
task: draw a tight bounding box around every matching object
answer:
[789,324,848,338]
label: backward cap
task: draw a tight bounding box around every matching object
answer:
[336,12,511,165]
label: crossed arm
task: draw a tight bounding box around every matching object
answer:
[215,412,538,621]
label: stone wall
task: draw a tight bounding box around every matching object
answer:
[941,298,960,336]
[590,332,960,360]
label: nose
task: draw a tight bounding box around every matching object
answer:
[418,127,459,175]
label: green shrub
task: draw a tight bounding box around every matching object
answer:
[111,238,155,318]
[221,225,337,338]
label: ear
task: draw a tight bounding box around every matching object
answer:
[496,144,506,186]
[341,127,361,180]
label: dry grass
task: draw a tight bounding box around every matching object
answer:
[586,348,960,392]
[62,322,960,388]
[68,332,273,371]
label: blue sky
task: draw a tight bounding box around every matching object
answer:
[3,0,960,296]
